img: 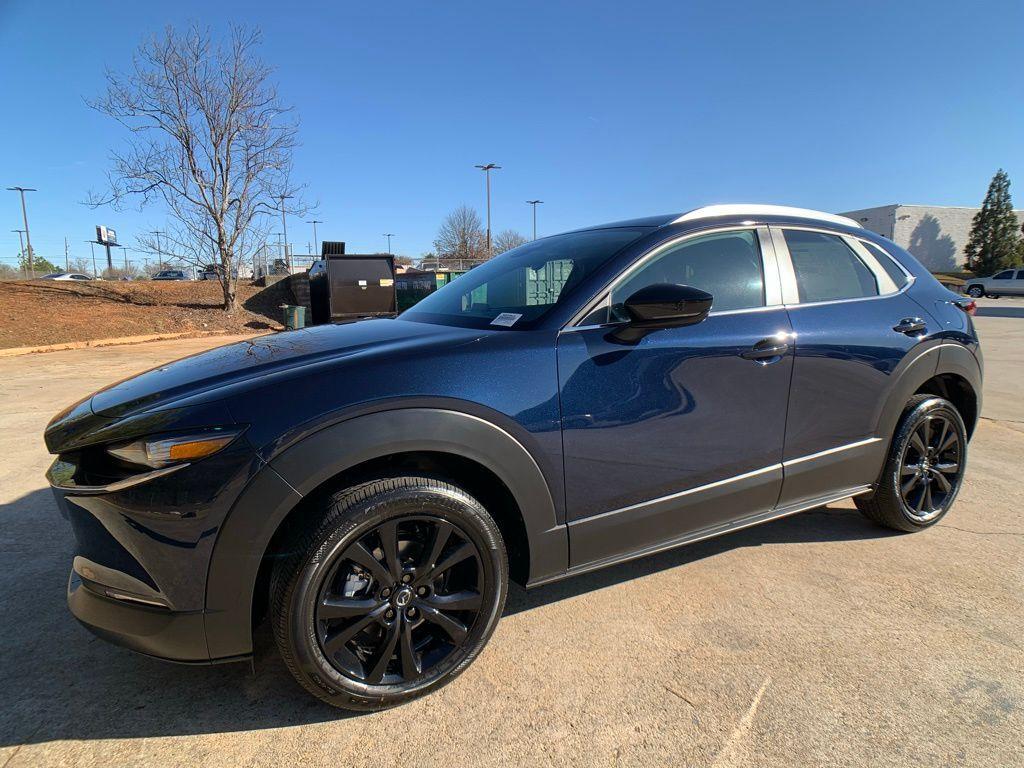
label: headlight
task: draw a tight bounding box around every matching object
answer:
[107,428,243,469]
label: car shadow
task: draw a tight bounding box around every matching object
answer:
[0,487,896,746]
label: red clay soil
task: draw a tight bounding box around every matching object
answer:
[0,280,285,349]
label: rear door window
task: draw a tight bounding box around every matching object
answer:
[783,230,878,303]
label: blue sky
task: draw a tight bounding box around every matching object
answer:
[1,0,1022,269]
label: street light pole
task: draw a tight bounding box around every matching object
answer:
[526,200,543,240]
[277,194,294,270]
[85,241,98,277]
[307,219,323,256]
[383,233,394,255]
[7,187,37,277]
[474,164,501,257]
[11,230,25,272]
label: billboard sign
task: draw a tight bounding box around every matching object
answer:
[96,225,119,245]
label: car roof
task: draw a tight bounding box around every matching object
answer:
[572,204,863,235]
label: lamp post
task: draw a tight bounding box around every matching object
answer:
[85,241,98,277]
[6,187,37,276]
[526,200,543,240]
[277,194,294,270]
[307,219,323,256]
[383,233,394,255]
[151,230,165,270]
[474,163,501,256]
[11,229,25,272]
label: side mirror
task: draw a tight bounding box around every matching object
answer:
[623,283,713,328]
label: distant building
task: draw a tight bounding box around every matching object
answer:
[840,204,1024,271]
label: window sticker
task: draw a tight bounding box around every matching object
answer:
[490,312,523,327]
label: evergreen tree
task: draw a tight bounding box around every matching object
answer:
[964,169,1022,274]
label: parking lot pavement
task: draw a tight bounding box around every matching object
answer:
[0,322,1021,767]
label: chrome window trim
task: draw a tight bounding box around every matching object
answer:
[770,225,917,309]
[565,225,782,329]
[843,236,898,294]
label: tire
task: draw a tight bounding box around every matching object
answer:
[856,395,967,532]
[270,476,508,711]
[966,285,984,298]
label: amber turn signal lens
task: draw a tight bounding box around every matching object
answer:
[167,436,235,461]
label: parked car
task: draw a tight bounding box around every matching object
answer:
[151,269,189,281]
[40,272,93,281]
[965,268,1024,297]
[198,263,237,280]
[44,204,982,711]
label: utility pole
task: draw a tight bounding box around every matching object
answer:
[277,194,294,270]
[307,219,323,256]
[12,230,26,273]
[474,164,501,257]
[64,237,70,271]
[121,246,129,273]
[526,200,544,240]
[383,233,394,255]
[7,187,37,277]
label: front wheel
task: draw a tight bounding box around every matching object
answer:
[856,395,967,532]
[270,476,508,710]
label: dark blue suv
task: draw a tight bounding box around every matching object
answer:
[45,205,982,710]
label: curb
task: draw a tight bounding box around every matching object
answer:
[0,330,267,359]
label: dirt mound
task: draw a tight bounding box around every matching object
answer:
[0,280,286,349]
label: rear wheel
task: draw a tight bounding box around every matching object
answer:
[966,285,984,298]
[271,476,508,710]
[856,395,967,532]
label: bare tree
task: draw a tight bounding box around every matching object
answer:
[493,229,528,255]
[432,206,487,268]
[87,25,306,311]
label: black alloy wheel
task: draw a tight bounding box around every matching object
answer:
[271,476,507,710]
[315,515,484,685]
[856,395,967,531]
[898,413,962,522]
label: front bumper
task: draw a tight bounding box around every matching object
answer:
[49,437,262,663]
[68,568,211,662]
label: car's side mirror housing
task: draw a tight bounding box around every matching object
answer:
[606,284,713,345]
[623,284,713,328]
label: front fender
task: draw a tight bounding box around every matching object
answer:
[204,407,566,660]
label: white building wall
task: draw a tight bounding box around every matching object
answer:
[840,204,1024,271]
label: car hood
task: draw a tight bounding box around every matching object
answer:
[87,318,483,419]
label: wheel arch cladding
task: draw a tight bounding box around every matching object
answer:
[203,408,566,660]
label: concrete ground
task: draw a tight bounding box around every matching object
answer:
[0,302,1021,767]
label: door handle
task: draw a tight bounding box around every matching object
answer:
[740,338,789,361]
[893,317,927,336]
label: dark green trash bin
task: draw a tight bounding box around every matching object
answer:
[282,304,307,330]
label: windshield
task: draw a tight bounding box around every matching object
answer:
[402,227,650,329]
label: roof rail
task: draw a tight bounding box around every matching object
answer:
[671,204,862,229]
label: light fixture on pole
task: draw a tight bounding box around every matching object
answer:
[383,233,394,255]
[474,164,501,256]
[526,200,543,240]
[7,186,37,277]
[307,219,323,256]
